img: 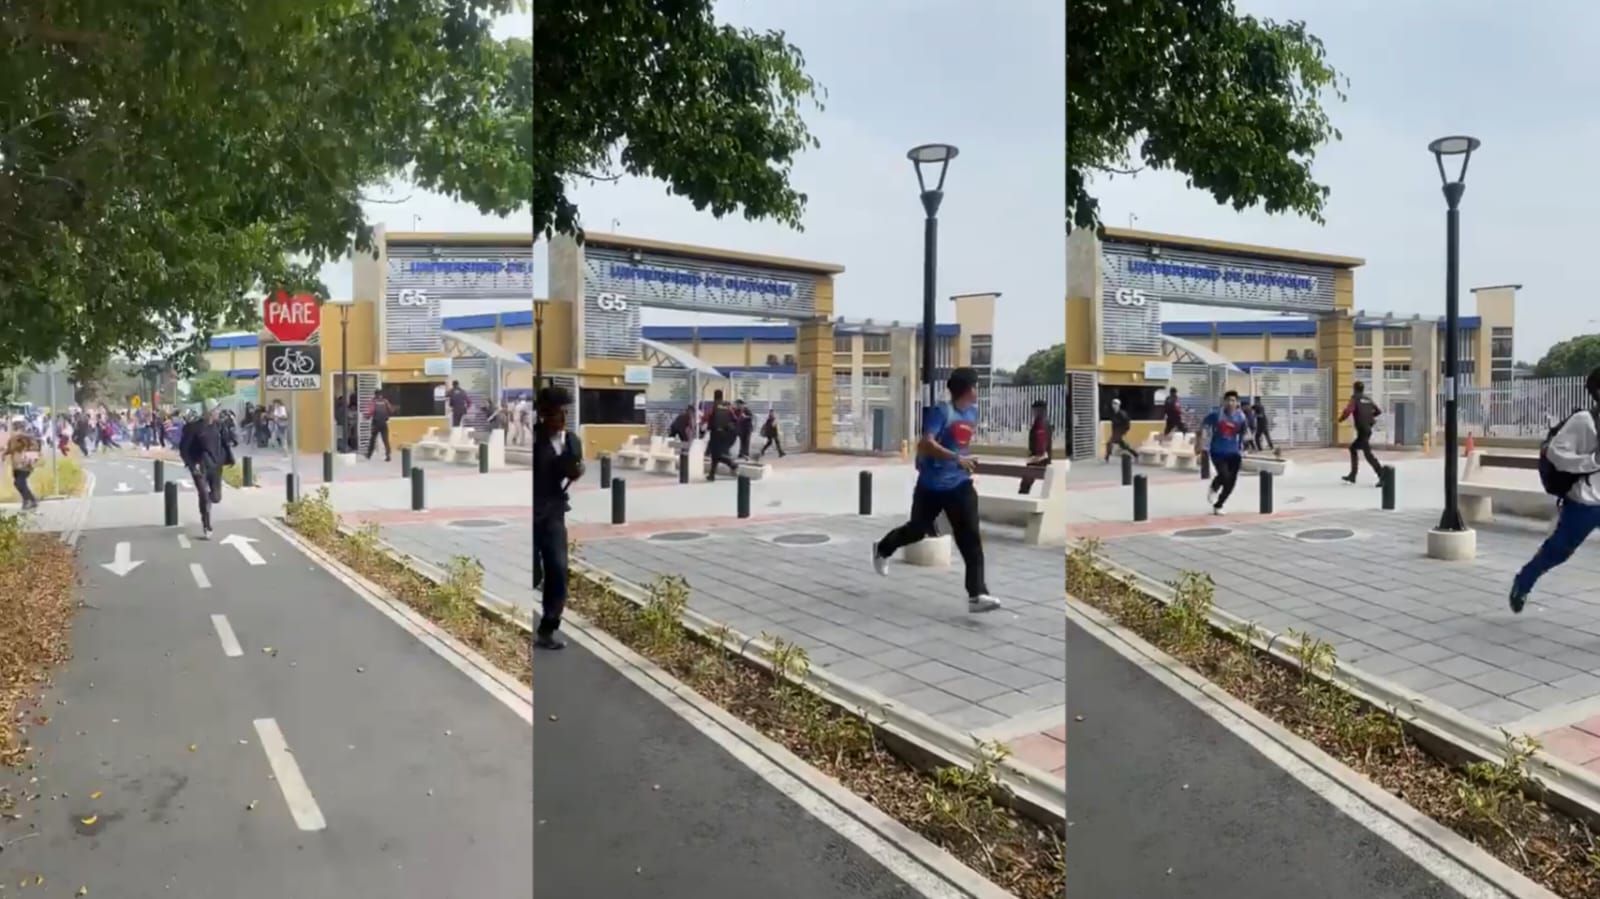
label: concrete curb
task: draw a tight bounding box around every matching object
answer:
[1084,551,1600,830]
[331,522,535,637]
[1066,596,1560,899]
[58,471,95,547]
[570,558,1066,827]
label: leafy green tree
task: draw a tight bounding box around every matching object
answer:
[1535,335,1600,379]
[1067,0,1346,231]
[2,1,530,373]
[191,371,236,402]
[533,0,823,237]
[1012,344,1066,386]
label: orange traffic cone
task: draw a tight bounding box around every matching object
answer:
[1464,433,1475,458]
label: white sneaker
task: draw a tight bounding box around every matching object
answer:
[871,542,890,577]
[1206,486,1219,506]
[968,595,1003,613]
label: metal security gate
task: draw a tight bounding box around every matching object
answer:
[978,384,1067,450]
[546,374,579,429]
[452,357,493,438]
[1168,363,1217,433]
[1359,367,1425,446]
[645,368,694,435]
[1067,370,1097,460]
[832,374,906,451]
[355,373,379,453]
[1250,366,1331,447]
[728,371,811,451]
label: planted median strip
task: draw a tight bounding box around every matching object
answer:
[280,489,1063,898]
[1067,538,1600,898]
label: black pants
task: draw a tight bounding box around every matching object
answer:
[191,463,222,529]
[1209,453,1242,508]
[706,436,739,478]
[1018,460,1050,495]
[760,434,784,457]
[1254,428,1274,451]
[737,432,752,458]
[451,410,466,427]
[12,470,35,507]
[1348,429,1382,479]
[367,421,390,459]
[876,482,987,598]
[1104,434,1134,460]
[533,515,568,635]
[1162,418,1187,437]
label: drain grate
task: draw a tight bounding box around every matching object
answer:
[771,533,832,547]
[1296,527,1356,541]
[1173,527,1232,539]
[648,531,710,542]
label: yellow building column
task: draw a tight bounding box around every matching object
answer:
[1320,269,1358,445]
[798,321,834,450]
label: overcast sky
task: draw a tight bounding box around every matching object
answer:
[1085,0,1589,364]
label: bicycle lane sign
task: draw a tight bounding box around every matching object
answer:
[263,343,323,391]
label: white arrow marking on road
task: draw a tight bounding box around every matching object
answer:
[219,534,266,566]
[113,482,131,493]
[177,534,191,549]
[210,614,242,657]
[190,563,211,590]
[100,542,143,577]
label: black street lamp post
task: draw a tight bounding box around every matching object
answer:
[337,302,351,452]
[1429,134,1481,534]
[907,143,959,412]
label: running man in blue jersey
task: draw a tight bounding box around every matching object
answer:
[1202,390,1250,515]
[871,368,1001,613]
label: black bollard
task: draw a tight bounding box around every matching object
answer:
[611,478,626,525]
[153,459,165,493]
[410,466,425,511]
[1132,474,1148,522]
[599,453,613,489]
[858,470,872,515]
[736,475,751,519]
[242,456,254,488]
[1200,452,1211,480]
[400,446,412,478]
[285,472,298,504]
[163,481,178,527]
[1121,452,1133,486]
[1381,465,1396,511]
[1259,470,1274,515]
[323,451,334,483]
[678,451,689,484]
[478,442,489,474]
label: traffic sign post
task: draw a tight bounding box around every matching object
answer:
[263,343,322,491]
[263,292,322,343]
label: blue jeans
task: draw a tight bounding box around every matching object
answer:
[1515,501,1600,594]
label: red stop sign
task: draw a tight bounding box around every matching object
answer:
[263,291,322,342]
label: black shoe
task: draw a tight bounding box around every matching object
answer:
[535,633,566,650]
[1509,585,1529,615]
[1341,474,1356,484]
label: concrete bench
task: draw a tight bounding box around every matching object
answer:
[415,426,477,463]
[1460,451,1553,523]
[619,435,705,476]
[1168,447,1198,471]
[1135,437,1169,468]
[1241,453,1292,477]
[970,459,1067,546]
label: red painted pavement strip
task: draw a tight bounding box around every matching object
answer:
[1537,726,1600,771]
[1005,727,1065,778]
[1067,509,1313,540]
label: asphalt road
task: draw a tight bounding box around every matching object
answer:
[534,635,927,898]
[1065,618,1469,899]
[0,520,533,896]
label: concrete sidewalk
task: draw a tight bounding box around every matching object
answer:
[1,520,532,896]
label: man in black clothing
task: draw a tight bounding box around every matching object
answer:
[703,390,739,479]
[1104,398,1134,460]
[533,386,584,650]
[668,405,694,443]
[179,401,229,540]
[367,392,394,461]
[734,399,755,460]
[1161,388,1187,437]
[1339,381,1385,485]
[1251,398,1275,452]
[1018,400,1054,495]
[446,380,470,427]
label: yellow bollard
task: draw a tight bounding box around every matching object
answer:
[899,440,909,461]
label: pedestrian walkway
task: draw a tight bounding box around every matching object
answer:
[535,634,935,897]
[384,508,1066,783]
[1067,616,1478,898]
[1087,505,1600,775]
[0,520,533,896]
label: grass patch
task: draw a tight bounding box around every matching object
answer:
[569,558,1065,899]
[0,457,85,503]
[0,516,79,773]
[282,488,529,686]
[1067,538,1600,898]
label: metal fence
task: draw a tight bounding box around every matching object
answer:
[1249,366,1332,448]
[832,374,908,452]
[728,370,812,451]
[1440,376,1585,438]
[975,383,1068,449]
[1067,370,1098,460]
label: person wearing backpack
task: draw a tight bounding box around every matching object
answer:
[1339,381,1385,485]
[870,368,1002,613]
[1510,367,1600,613]
[703,390,739,479]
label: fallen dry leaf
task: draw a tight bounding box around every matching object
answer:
[187,744,196,753]
[79,815,96,826]
[88,791,100,800]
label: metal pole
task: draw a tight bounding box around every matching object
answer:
[919,193,942,413]
[46,362,57,490]
[1439,183,1465,532]
[535,313,544,389]
[289,399,299,490]
[340,308,350,454]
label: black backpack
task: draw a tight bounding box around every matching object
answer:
[1538,409,1595,498]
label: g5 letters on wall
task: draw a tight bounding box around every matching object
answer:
[596,292,629,312]
[1114,288,1148,307]
[397,289,430,307]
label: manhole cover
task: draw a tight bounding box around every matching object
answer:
[771,533,832,546]
[1297,528,1356,541]
[447,519,508,529]
[648,531,709,542]
[1173,527,1232,538]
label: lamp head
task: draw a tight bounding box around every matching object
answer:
[1428,135,1480,187]
[907,143,959,199]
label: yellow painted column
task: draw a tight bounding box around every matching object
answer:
[800,277,837,450]
[1064,296,1095,368]
[1319,269,1357,445]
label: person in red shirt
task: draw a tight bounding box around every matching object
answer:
[1018,400,1053,495]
